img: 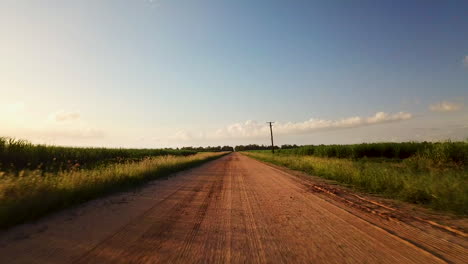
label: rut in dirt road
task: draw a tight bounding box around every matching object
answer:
[0,153,467,263]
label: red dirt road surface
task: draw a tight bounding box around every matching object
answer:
[0,153,467,263]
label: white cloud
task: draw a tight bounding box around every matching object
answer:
[464,55,468,67]
[214,112,412,139]
[44,110,104,139]
[429,101,463,112]
[49,110,81,122]
[171,130,193,141]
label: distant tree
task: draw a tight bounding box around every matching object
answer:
[221,146,234,152]
[281,144,299,149]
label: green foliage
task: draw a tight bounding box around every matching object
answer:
[0,137,196,172]
[277,142,468,165]
[244,152,468,215]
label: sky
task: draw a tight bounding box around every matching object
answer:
[0,0,467,148]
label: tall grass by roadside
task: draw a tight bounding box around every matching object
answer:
[243,152,468,215]
[0,152,226,229]
[269,141,468,165]
[0,137,196,172]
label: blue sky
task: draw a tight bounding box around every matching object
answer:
[0,0,467,147]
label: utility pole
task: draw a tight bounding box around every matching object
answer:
[267,122,275,154]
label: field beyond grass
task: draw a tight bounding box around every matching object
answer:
[0,152,226,229]
[243,151,467,215]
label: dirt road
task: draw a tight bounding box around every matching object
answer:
[0,153,466,263]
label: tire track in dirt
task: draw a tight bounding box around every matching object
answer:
[169,159,227,263]
[71,176,199,263]
[245,159,447,263]
[237,156,447,263]
[75,161,228,264]
[236,166,296,263]
[250,158,467,263]
[236,167,267,262]
[75,182,204,263]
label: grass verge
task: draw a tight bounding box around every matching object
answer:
[243,152,467,215]
[0,152,226,229]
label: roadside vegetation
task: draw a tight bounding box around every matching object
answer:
[0,138,229,229]
[243,141,468,215]
[276,142,468,163]
[0,137,197,172]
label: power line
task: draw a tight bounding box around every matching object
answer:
[267,122,275,154]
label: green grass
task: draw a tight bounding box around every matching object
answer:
[0,137,196,172]
[0,152,226,229]
[243,151,468,215]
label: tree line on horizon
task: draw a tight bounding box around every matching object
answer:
[180,146,234,152]
[180,144,302,152]
[234,144,300,151]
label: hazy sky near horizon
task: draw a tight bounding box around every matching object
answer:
[1,0,467,148]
